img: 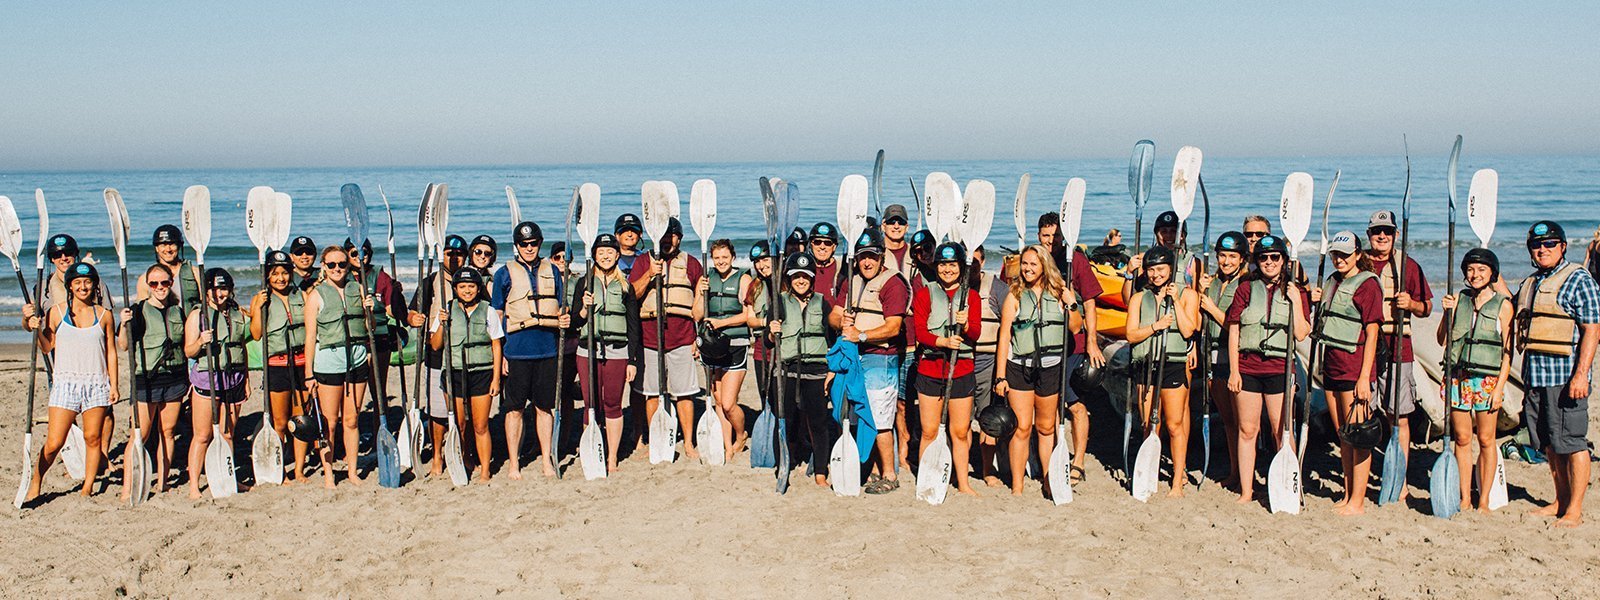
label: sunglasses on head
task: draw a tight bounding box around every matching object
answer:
[324,261,349,269]
[1529,239,1563,250]
[147,279,172,288]
[1244,231,1267,239]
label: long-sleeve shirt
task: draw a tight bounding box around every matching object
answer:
[912,283,983,379]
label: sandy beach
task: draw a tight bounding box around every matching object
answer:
[0,340,1595,598]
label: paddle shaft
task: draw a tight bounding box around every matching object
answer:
[350,263,392,443]
[1282,257,1299,445]
[386,246,410,429]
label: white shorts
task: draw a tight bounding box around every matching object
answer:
[637,345,702,399]
[422,366,449,420]
[862,354,900,432]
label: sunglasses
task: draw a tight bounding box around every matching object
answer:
[811,239,835,246]
[1368,227,1396,236]
[324,261,349,269]
[1257,254,1285,263]
[1329,251,1353,261]
[515,240,539,248]
[884,218,907,226]
[1529,239,1563,250]
[292,250,315,256]
[1243,232,1267,239]
[473,248,495,256]
[444,250,465,257]
[49,252,74,259]
[148,279,172,288]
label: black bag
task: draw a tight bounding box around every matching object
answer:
[1340,402,1388,450]
[698,323,733,363]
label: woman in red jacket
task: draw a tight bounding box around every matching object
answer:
[912,242,984,497]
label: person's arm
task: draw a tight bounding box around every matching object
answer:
[1568,277,1600,399]
[489,336,503,395]
[1356,322,1381,403]
[1125,291,1151,344]
[302,292,320,379]
[182,309,204,358]
[248,292,267,340]
[1408,260,1432,318]
[911,288,939,349]
[692,272,708,322]
[630,255,656,298]
[1288,286,1311,342]
[995,293,1019,383]
[626,290,644,364]
[1174,288,1199,338]
[1492,299,1514,409]
[960,289,982,343]
[428,313,445,351]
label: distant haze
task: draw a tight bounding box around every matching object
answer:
[2,2,1596,170]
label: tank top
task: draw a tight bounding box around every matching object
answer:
[50,305,111,406]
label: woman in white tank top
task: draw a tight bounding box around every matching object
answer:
[23,262,118,503]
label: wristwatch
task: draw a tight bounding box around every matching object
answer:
[857,332,868,343]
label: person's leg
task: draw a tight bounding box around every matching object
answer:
[1034,392,1062,496]
[1261,391,1286,450]
[342,380,365,483]
[157,400,182,491]
[27,407,79,501]
[1555,388,1590,527]
[1526,387,1564,517]
[530,358,559,477]
[1339,391,1372,516]
[720,368,748,460]
[797,377,832,486]
[1006,386,1036,495]
[1450,407,1475,510]
[1060,354,1089,474]
[949,394,977,495]
[1211,367,1240,489]
[80,406,108,496]
[1234,388,1265,503]
[471,393,493,481]
[1162,380,1190,496]
[598,358,627,472]
[188,391,216,498]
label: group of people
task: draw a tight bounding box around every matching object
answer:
[16,194,1597,528]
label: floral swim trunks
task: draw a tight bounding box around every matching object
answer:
[1449,375,1498,412]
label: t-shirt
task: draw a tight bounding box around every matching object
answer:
[1051,246,1103,354]
[490,259,565,361]
[1319,275,1386,383]
[1369,255,1432,362]
[813,258,844,308]
[912,284,983,379]
[627,252,703,351]
[1224,278,1311,376]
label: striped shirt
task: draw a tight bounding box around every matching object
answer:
[1520,261,1600,387]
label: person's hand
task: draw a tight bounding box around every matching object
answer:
[954,308,968,324]
[1490,383,1505,412]
[1228,371,1242,394]
[109,384,119,404]
[626,365,637,383]
[557,313,571,329]
[362,295,375,310]
[1197,271,1214,294]
[1153,314,1174,331]
[645,259,663,280]
[1356,377,1373,403]
[25,315,39,330]
[22,303,34,319]
[1127,254,1144,274]
[436,309,448,323]
[770,320,782,335]
[1440,294,1458,311]
[582,292,594,307]
[698,278,710,294]
[197,329,214,344]
[1088,343,1106,368]
[489,379,500,398]
[120,307,133,324]
[841,311,855,329]
[408,312,426,327]
[1570,371,1590,400]
[842,325,861,341]
[994,379,1009,395]
[1394,291,1414,313]
[1199,294,1218,313]
[1309,286,1323,303]
[1161,282,1178,299]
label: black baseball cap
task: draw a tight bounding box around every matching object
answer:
[290,236,316,255]
[882,204,909,225]
[1155,210,1180,230]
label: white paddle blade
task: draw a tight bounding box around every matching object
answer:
[1279,172,1315,251]
[397,416,415,470]
[445,420,469,487]
[1131,432,1160,502]
[958,179,996,250]
[269,192,293,251]
[62,424,86,480]
[245,186,273,253]
[1170,146,1202,222]
[181,185,212,263]
[1059,178,1087,251]
[1129,140,1156,207]
[649,405,675,464]
[580,413,606,480]
[419,183,438,254]
[830,429,861,497]
[251,424,283,486]
[690,179,718,251]
[696,404,725,466]
[103,189,129,268]
[130,434,152,506]
[1013,173,1031,248]
[377,185,396,255]
[505,186,523,226]
[1267,446,1302,514]
[433,184,451,246]
[33,189,49,271]
[924,173,960,242]
[1446,135,1464,209]
[577,183,602,248]
[837,174,870,252]
[0,196,24,268]
[915,427,952,505]
[1488,455,1509,510]
[205,425,237,498]
[1047,428,1073,505]
[13,433,31,508]
[1468,169,1499,248]
[641,181,675,246]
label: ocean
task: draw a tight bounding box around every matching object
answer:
[2,154,1598,339]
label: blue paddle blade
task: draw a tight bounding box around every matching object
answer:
[750,409,776,469]
[552,407,564,477]
[1378,427,1405,505]
[1429,437,1461,518]
[775,417,790,494]
[1200,410,1212,488]
[376,414,400,488]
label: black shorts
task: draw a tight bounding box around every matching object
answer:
[194,383,248,404]
[314,367,370,386]
[703,345,749,371]
[915,371,976,399]
[1006,359,1064,397]
[265,364,308,392]
[503,357,558,412]
[447,369,493,399]
[1324,378,1357,393]
[1241,372,1288,394]
[1135,361,1189,390]
[133,370,189,404]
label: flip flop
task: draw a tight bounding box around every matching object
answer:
[1070,465,1086,485]
[865,478,900,495]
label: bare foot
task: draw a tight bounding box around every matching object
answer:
[898,462,912,474]
[724,449,737,463]
[323,474,336,490]
[1167,487,1186,498]
[983,475,1002,488]
[508,464,523,480]
[814,475,828,487]
[188,487,203,500]
[607,463,620,474]
[346,474,364,486]
[1336,503,1366,516]
[541,461,556,478]
[1011,486,1025,497]
[1460,500,1473,512]
[426,468,441,478]
[1553,516,1583,528]
[684,448,701,462]
[957,487,979,497]
[1532,503,1561,517]
[284,477,302,486]
[1236,494,1254,504]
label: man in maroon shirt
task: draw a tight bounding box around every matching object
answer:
[1366,210,1432,500]
[628,218,707,461]
[841,229,910,492]
[809,222,845,308]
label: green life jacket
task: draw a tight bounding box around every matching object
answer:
[1204,273,1242,347]
[922,284,973,361]
[133,300,186,376]
[588,275,631,347]
[448,301,494,370]
[707,266,749,338]
[1446,291,1507,377]
[198,306,250,372]
[778,292,828,366]
[749,282,769,339]
[1133,290,1189,363]
[1238,279,1293,359]
[1011,288,1068,358]
[1314,271,1376,354]
[169,261,202,314]
[260,290,306,357]
[315,280,369,348]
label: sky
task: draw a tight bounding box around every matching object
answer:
[1,2,1596,170]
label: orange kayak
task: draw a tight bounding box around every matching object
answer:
[1090,262,1127,339]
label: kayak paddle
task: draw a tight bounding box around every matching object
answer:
[1430,136,1465,519]
[830,174,869,497]
[1,197,39,507]
[1124,140,1155,477]
[246,186,286,488]
[1269,172,1313,514]
[1468,167,1509,511]
[642,180,679,465]
[1046,177,1085,505]
[341,184,401,488]
[690,179,724,466]
[184,185,237,498]
[915,173,964,506]
[1378,141,1414,507]
[575,182,607,481]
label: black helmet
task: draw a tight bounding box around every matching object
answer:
[1462,247,1500,279]
[342,237,373,258]
[977,404,1017,439]
[514,221,542,244]
[785,228,807,254]
[470,235,498,254]
[443,235,468,253]
[152,224,183,246]
[287,414,320,443]
[47,234,78,258]
[784,253,816,278]
[1071,359,1104,394]
[592,233,620,255]
[934,241,966,265]
[664,217,684,238]
[204,267,234,290]
[64,261,98,286]
[1215,231,1247,254]
[265,250,292,268]
[1143,246,1176,269]
[1528,220,1566,245]
[1154,210,1180,230]
[854,228,885,256]
[910,229,935,253]
[614,213,643,235]
[749,240,772,260]
[809,222,839,243]
[1253,234,1287,260]
[1341,412,1389,450]
[453,266,485,289]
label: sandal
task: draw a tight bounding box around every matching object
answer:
[1070,466,1086,485]
[865,477,901,495]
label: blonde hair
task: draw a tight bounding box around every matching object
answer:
[1008,244,1070,305]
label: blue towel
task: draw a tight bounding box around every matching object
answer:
[827,339,876,460]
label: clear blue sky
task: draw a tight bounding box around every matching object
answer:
[2,2,1595,170]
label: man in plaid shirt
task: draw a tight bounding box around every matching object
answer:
[1516,220,1600,528]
